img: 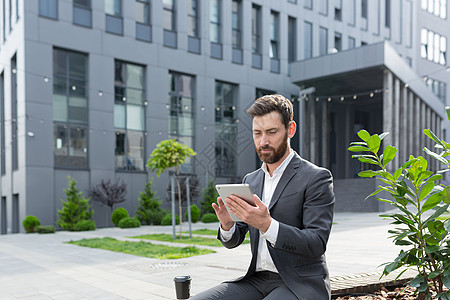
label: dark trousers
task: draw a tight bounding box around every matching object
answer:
[190,271,298,300]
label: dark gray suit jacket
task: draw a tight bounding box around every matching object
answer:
[219,152,335,300]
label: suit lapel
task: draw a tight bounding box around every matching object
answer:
[268,154,300,210]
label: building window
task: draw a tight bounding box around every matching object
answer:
[334,32,342,52]
[421,28,447,65]
[136,0,151,42]
[9,0,12,32]
[304,0,312,9]
[169,72,195,173]
[421,0,447,19]
[319,0,328,15]
[385,0,391,28]
[319,26,328,56]
[288,16,297,63]
[215,81,238,177]
[252,4,261,54]
[105,0,123,35]
[425,77,447,103]
[288,0,297,3]
[163,0,176,31]
[0,72,4,175]
[73,0,92,27]
[334,0,342,20]
[114,61,146,171]
[53,49,88,169]
[188,0,199,38]
[269,11,279,59]
[11,55,17,171]
[3,0,6,41]
[232,0,241,49]
[348,36,356,49]
[361,0,368,19]
[304,21,312,59]
[210,0,220,43]
[39,0,58,19]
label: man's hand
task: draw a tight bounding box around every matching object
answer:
[225,194,271,232]
[212,197,235,231]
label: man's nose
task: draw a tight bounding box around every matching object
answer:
[260,134,270,145]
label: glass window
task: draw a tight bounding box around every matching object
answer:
[304,0,312,9]
[319,26,328,56]
[269,11,279,59]
[361,0,367,18]
[163,0,175,31]
[232,0,241,49]
[39,0,57,19]
[53,48,88,168]
[215,81,238,177]
[136,0,150,24]
[319,0,328,15]
[73,0,92,27]
[105,0,121,16]
[169,72,196,173]
[385,0,391,28]
[188,0,199,37]
[288,17,296,62]
[252,4,261,54]
[421,28,447,65]
[304,21,312,59]
[210,0,220,43]
[114,61,146,171]
[422,0,447,19]
[334,32,342,52]
[348,36,356,49]
[74,0,90,7]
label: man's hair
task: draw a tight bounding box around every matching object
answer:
[247,94,294,129]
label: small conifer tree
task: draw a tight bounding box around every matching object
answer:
[58,176,94,231]
[136,179,164,225]
[201,180,218,215]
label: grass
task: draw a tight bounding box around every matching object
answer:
[130,233,250,247]
[66,237,216,259]
[182,228,251,239]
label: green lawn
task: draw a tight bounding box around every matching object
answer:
[130,233,250,247]
[66,237,215,259]
[182,228,251,239]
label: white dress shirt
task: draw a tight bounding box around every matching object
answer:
[220,150,295,273]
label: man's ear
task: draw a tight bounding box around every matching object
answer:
[288,121,296,138]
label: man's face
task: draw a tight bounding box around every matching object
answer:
[252,111,290,165]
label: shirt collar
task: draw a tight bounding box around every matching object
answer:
[261,149,295,177]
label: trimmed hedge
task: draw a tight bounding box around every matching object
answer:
[36,225,56,234]
[185,204,200,223]
[23,215,41,233]
[73,220,96,231]
[118,217,141,228]
[111,207,129,226]
[161,214,180,225]
[201,213,219,223]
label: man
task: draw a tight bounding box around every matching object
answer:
[192,94,335,300]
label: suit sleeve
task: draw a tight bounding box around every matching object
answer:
[273,168,335,258]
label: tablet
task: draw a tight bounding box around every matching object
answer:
[215,184,255,222]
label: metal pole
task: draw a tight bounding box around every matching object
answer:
[186,177,192,239]
[171,175,176,240]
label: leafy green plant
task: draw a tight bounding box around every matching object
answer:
[161,214,180,226]
[348,127,450,299]
[73,220,96,231]
[186,204,200,223]
[147,139,196,238]
[201,180,219,215]
[201,213,219,223]
[58,176,94,231]
[36,225,56,234]
[118,217,141,228]
[111,207,129,227]
[136,179,164,225]
[22,215,40,233]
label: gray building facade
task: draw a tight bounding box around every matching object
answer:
[0,0,449,233]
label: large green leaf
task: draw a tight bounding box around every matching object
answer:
[444,186,450,204]
[357,157,379,165]
[424,204,450,225]
[409,275,425,287]
[423,129,446,147]
[358,170,378,178]
[382,145,397,167]
[419,181,435,202]
[446,106,450,124]
[348,145,371,152]
[357,130,371,142]
[424,147,449,166]
[422,192,444,212]
[367,135,381,153]
[379,132,389,141]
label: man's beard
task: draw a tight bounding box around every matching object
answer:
[256,132,289,164]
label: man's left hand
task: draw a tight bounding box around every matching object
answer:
[225,194,271,232]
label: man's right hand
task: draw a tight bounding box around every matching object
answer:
[212,197,234,231]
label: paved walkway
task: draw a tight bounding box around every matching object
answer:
[0,211,400,299]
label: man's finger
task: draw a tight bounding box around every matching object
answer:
[252,194,264,207]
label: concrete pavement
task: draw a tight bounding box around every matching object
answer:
[0,211,400,299]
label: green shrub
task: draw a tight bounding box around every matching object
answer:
[111,207,129,226]
[201,180,218,215]
[23,215,40,233]
[201,213,218,223]
[36,225,55,234]
[58,176,94,231]
[161,214,180,226]
[118,217,141,228]
[73,220,96,231]
[136,179,164,225]
[185,204,200,223]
